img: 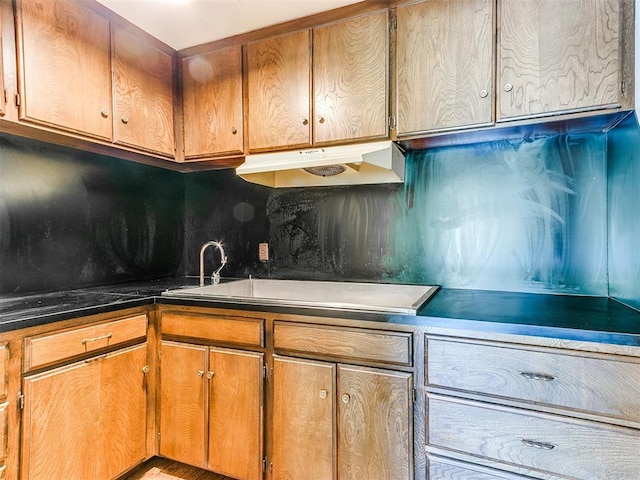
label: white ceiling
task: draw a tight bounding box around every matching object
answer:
[96,0,362,51]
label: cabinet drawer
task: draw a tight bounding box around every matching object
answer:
[427,455,532,480]
[426,337,640,422]
[161,312,264,347]
[274,322,412,366]
[24,314,147,370]
[427,395,640,479]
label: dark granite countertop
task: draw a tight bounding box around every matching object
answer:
[1,278,639,346]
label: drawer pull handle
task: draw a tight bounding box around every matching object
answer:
[521,438,556,450]
[82,333,113,345]
[519,371,555,381]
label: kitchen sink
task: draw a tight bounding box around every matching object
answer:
[162,279,438,315]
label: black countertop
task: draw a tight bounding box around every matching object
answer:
[1,278,639,346]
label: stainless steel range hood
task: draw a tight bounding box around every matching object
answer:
[236,141,405,188]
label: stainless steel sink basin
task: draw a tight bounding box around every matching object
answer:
[162,279,438,315]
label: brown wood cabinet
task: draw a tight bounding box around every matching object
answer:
[159,340,263,480]
[113,26,175,157]
[21,343,148,480]
[15,0,113,140]
[497,0,623,120]
[271,355,413,480]
[247,29,312,152]
[247,9,389,153]
[312,10,389,144]
[396,0,494,135]
[0,3,5,118]
[182,46,243,160]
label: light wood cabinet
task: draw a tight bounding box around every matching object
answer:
[247,29,312,152]
[497,0,622,120]
[159,340,263,480]
[313,10,389,144]
[247,9,389,152]
[182,46,243,160]
[271,355,413,480]
[21,343,148,480]
[113,26,175,157]
[396,0,494,135]
[15,0,113,140]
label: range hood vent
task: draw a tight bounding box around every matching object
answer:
[236,141,405,188]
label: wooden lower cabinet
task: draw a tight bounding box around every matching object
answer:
[159,340,263,480]
[20,343,148,480]
[271,355,413,480]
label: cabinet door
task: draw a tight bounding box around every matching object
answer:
[247,30,311,152]
[182,46,243,159]
[313,11,389,144]
[159,341,207,468]
[114,26,175,157]
[272,356,335,480]
[208,348,263,480]
[337,365,413,480]
[0,3,5,118]
[396,0,494,135]
[498,0,621,120]
[21,344,148,480]
[16,0,112,139]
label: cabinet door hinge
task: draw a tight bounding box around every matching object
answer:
[413,387,417,403]
[389,16,397,32]
[14,93,21,108]
[389,115,396,130]
[262,457,267,473]
[17,391,25,410]
[621,80,626,95]
[263,365,268,379]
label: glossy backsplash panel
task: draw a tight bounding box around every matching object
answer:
[608,115,640,310]
[0,134,184,294]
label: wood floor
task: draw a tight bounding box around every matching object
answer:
[122,457,236,480]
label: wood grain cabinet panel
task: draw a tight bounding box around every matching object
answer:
[426,337,640,424]
[24,313,148,370]
[313,10,389,144]
[497,0,622,120]
[396,0,494,135]
[15,0,112,139]
[161,312,264,347]
[182,46,243,159]
[247,30,312,152]
[0,3,5,118]
[274,321,411,366]
[427,394,640,479]
[21,344,148,480]
[272,356,335,480]
[427,455,532,480]
[114,26,175,157]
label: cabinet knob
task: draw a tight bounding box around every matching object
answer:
[141,365,150,374]
[121,116,129,124]
[101,110,109,118]
[317,116,325,124]
[479,89,489,98]
[301,117,309,126]
[207,371,215,379]
[341,393,350,404]
[319,389,328,399]
[231,126,237,134]
[503,83,513,92]
[197,370,205,377]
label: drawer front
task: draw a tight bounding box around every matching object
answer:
[162,312,264,347]
[24,314,147,370]
[426,337,640,422]
[427,395,640,479]
[274,322,412,366]
[427,455,532,480]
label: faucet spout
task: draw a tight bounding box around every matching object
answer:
[199,241,227,286]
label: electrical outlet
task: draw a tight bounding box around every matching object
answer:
[258,243,269,261]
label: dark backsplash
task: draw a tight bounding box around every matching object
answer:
[2,121,639,308]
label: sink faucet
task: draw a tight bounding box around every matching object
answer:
[199,241,227,286]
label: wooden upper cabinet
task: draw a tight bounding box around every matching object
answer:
[114,26,175,157]
[182,46,243,159]
[247,29,312,152]
[497,0,622,120]
[396,0,494,135]
[313,10,389,144]
[15,0,112,140]
[0,3,5,117]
